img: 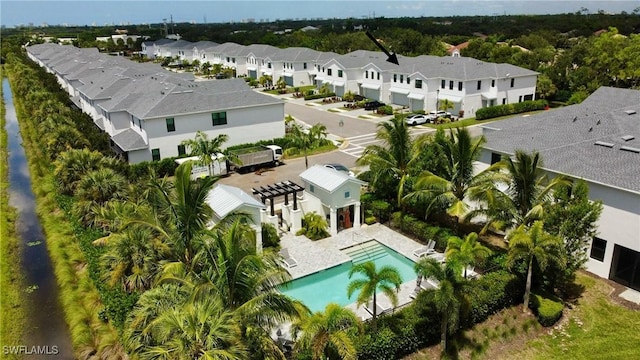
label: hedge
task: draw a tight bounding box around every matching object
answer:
[390,211,455,249]
[303,92,336,100]
[475,99,548,120]
[530,292,564,327]
[461,270,524,328]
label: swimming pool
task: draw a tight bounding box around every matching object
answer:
[279,240,417,313]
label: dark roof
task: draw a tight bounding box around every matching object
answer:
[482,87,640,192]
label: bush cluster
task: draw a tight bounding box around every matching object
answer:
[461,270,524,327]
[475,99,548,120]
[530,292,564,327]
[390,211,455,249]
[128,157,179,179]
[303,92,337,100]
[376,105,394,115]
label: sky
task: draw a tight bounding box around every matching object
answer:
[1,0,638,28]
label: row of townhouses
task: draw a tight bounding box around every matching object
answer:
[142,39,539,118]
[477,86,640,292]
[26,43,285,164]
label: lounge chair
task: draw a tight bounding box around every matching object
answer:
[464,266,479,279]
[279,248,298,268]
[364,300,390,317]
[413,240,436,257]
[426,251,445,263]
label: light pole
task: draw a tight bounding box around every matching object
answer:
[436,89,440,111]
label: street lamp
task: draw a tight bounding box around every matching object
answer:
[436,89,440,111]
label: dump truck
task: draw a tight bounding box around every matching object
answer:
[228,145,283,173]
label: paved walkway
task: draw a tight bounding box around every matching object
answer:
[280,223,436,320]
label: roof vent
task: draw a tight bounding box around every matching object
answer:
[594,141,614,148]
[625,110,637,115]
[588,127,593,132]
[621,146,640,153]
[572,116,577,122]
[596,119,601,125]
[622,135,635,141]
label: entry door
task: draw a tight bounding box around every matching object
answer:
[610,244,640,291]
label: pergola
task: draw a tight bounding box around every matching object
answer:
[252,180,305,216]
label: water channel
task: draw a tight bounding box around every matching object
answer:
[4,78,73,359]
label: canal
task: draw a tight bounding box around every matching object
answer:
[4,78,74,359]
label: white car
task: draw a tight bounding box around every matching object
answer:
[324,163,355,177]
[405,114,429,125]
[426,110,453,121]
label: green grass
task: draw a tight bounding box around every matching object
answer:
[0,69,28,358]
[507,273,640,360]
[283,143,338,159]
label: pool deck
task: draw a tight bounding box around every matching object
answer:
[279,223,438,321]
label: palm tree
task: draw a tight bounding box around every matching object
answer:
[469,150,568,231]
[73,168,128,226]
[54,148,114,195]
[293,303,361,360]
[445,232,490,278]
[143,297,247,360]
[181,131,229,177]
[347,261,402,324]
[406,128,496,226]
[414,257,469,352]
[506,221,564,313]
[298,211,330,240]
[286,123,328,169]
[276,76,287,90]
[357,116,423,208]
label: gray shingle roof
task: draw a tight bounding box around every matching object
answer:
[111,128,147,151]
[482,86,640,192]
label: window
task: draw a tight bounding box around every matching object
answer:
[138,119,142,129]
[303,62,307,69]
[268,63,272,69]
[477,80,482,90]
[166,117,175,132]
[415,79,422,89]
[490,152,502,164]
[177,144,186,156]
[226,57,230,62]
[327,68,332,76]
[449,80,454,90]
[365,71,369,79]
[458,82,463,91]
[151,148,160,161]
[519,95,523,102]
[212,112,227,126]
[441,79,446,89]
[491,79,495,87]
[232,57,235,63]
[510,78,515,88]
[590,238,607,261]
[344,191,351,199]
[400,74,404,83]
[338,70,343,78]
[377,72,380,80]
[309,184,315,193]
[406,76,410,84]
[393,74,397,82]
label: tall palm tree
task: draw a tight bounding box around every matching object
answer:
[414,257,469,352]
[357,116,423,208]
[292,303,361,360]
[181,131,229,177]
[445,232,490,278]
[506,221,564,313]
[406,128,496,224]
[469,150,568,231]
[347,261,402,324]
[286,123,328,169]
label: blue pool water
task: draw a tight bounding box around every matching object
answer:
[280,241,417,313]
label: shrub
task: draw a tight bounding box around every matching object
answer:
[530,292,564,327]
[364,216,377,225]
[475,100,547,120]
[461,270,524,328]
[261,222,280,248]
[303,92,336,101]
[376,105,393,115]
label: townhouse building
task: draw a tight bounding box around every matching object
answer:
[26,43,285,164]
[477,87,640,291]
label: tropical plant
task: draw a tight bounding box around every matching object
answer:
[347,261,402,324]
[297,212,330,240]
[276,76,287,90]
[73,168,128,226]
[445,232,491,278]
[292,303,361,360]
[405,128,495,225]
[319,82,331,95]
[506,221,565,313]
[286,123,328,169]
[54,148,116,195]
[357,116,424,208]
[414,257,469,352]
[469,150,568,231]
[181,131,230,177]
[438,98,454,113]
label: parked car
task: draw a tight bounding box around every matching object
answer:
[405,114,429,125]
[426,110,453,121]
[364,101,385,111]
[324,163,355,177]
